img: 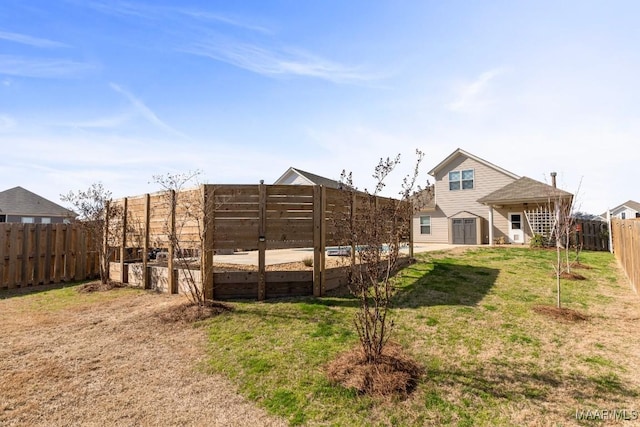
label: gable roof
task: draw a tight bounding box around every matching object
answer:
[274,167,344,189]
[610,200,640,214]
[0,186,75,217]
[428,148,520,179]
[477,177,572,205]
[411,185,436,212]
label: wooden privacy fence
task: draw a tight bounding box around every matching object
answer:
[0,223,99,290]
[611,219,640,294]
[109,184,412,300]
[574,219,609,251]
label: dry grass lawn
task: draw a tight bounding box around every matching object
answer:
[0,284,286,427]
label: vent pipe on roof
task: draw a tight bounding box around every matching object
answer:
[550,172,557,188]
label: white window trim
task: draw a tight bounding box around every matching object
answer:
[419,215,431,235]
[21,217,35,223]
[448,168,475,191]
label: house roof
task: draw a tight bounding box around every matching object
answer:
[274,167,344,189]
[609,200,640,215]
[428,148,520,179]
[411,185,436,212]
[477,177,573,205]
[0,186,75,217]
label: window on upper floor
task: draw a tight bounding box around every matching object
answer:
[449,169,474,190]
[420,216,431,234]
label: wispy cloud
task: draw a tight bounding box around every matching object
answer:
[109,82,187,138]
[0,114,16,131]
[0,55,96,78]
[81,0,152,19]
[83,1,271,33]
[447,67,508,113]
[184,41,375,83]
[178,10,272,34]
[0,30,69,48]
[66,112,135,129]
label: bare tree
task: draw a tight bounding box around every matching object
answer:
[152,170,212,307]
[338,150,424,363]
[61,183,123,284]
[550,193,575,309]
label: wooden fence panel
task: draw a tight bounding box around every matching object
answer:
[612,219,640,294]
[105,184,413,299]
[575,219,609,251]
[0,223,99,290]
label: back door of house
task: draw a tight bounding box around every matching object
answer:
[452,218,477,244]
[508,212,524,243]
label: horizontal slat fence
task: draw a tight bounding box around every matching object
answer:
[110,184,412,300]
[611,219,640,294]
[0,223,99,290]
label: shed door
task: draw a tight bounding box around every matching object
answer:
[452,218,477,244]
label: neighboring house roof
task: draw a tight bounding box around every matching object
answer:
[428,148,520,179]
[274,167,344,189]
[0,186,75,217]
[411,185,436,212]
[609,200,640,215]
[477,177,572,205]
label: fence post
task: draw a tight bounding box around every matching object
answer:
[21,224,30,285]
[258,183,266,300]
[53,223,64,283]
[143,193,150,289]
[0,225,5,289]
[313,186,322,296]
[168,190,177,294]
[7,224,18,288]
[202,185,214,300]
[120,197,128,284]
[607,210,614,253]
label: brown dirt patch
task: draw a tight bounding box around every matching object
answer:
[326,343,423,397]
[76,280,125,293]
[559,271,587,280]
[0,289,285,427]
[570,261,593,270]
[533,305,589,322]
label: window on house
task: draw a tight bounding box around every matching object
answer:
[449,169,474,190]
[636,213,640,218]
[0,215,5,222]
[21,217,34,223]
[420,216,431,234]
[621,212,626,219]
[41,217,51,224]
[510,214,522,230]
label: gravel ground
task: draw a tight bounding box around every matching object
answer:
[0,288,286,427]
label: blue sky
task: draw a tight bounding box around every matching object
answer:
[1,1,638,214]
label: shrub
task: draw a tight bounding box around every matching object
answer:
[302,256,313,267]
[530,233,545,248]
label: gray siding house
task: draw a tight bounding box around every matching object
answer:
[607,200,640,220]
[413,149,572,245]
[274,167,344,189]
[0,186,75,224]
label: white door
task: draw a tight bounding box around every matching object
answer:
[508,213,524,244]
